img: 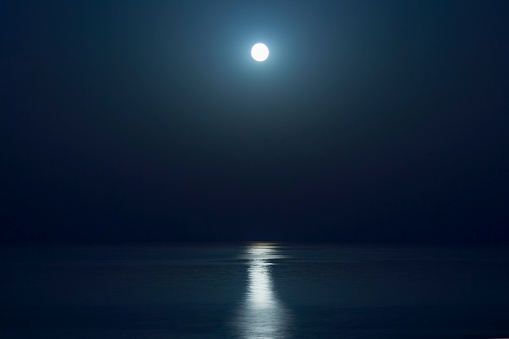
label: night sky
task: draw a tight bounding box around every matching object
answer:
[1,1,508,244]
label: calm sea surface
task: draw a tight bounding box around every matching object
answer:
[1,243,508,338]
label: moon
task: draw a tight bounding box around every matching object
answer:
[251,43,269,62]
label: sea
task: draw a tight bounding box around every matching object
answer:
[1,243,508,338]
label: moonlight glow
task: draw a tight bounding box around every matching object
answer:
[251,43,269,62]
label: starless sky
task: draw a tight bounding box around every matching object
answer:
[1,1,508,244]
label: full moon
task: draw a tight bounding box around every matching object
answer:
[251,43,269,62]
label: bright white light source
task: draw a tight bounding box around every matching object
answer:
[251,43,269,62]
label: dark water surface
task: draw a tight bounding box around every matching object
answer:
[1,243,508,338]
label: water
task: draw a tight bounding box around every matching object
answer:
[1,243,508,338]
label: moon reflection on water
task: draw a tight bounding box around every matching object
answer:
[232,243,291,339]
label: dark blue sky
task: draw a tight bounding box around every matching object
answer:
[1,1,508,243]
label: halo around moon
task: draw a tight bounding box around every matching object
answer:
[251,43,269,62]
